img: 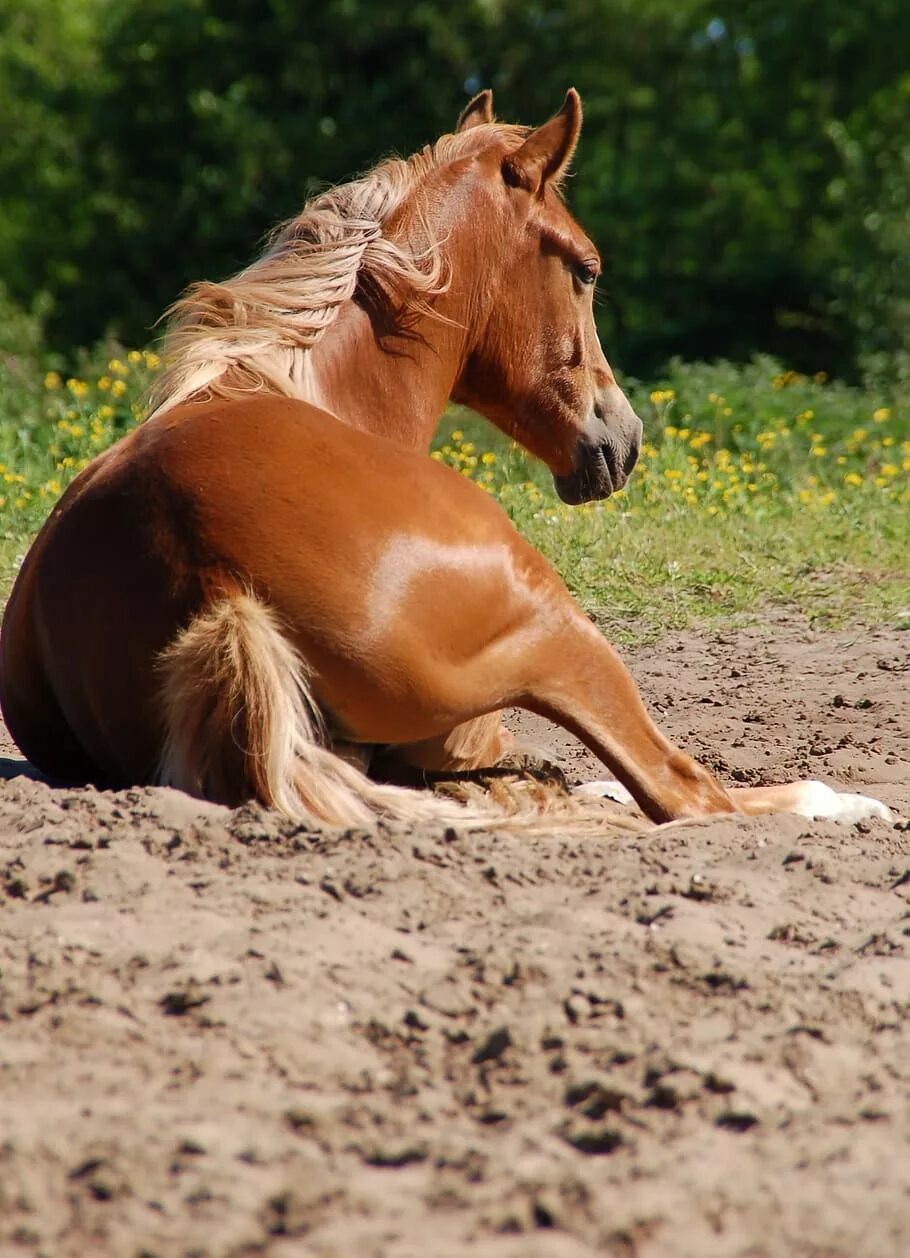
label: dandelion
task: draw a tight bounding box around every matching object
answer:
[872,407,890,424]
[44,371,62,390]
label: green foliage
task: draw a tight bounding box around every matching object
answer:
[825,75,910,389]
[0,1,908,380]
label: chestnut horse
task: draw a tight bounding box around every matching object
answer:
[0,90,889,830]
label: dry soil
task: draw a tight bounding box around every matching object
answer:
[1,614,908,1257]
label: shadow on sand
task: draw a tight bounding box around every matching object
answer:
[0,755,48,783]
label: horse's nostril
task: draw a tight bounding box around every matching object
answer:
[593,402,604,421]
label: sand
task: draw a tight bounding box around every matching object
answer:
[1,613,908,1257]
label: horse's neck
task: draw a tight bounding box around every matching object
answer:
[308,301,461,451]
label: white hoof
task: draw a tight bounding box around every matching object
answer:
[792,780,892,823]
[573,779,636,806]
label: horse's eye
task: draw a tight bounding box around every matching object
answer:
[573,260,598,287]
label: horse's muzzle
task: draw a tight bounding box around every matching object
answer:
[554,434,640,504]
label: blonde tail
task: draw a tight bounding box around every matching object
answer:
[157,589,641,834]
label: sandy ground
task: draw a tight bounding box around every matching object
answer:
[1,613,908,1257]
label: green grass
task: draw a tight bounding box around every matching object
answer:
[0,339,907,642]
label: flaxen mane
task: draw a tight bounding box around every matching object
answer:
[147,122,528,420]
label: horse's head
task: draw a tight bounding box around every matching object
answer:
[451,90,642,503]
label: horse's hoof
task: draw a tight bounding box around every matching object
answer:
[791,780,893,823]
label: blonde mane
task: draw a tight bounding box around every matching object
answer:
[147,122,527,420]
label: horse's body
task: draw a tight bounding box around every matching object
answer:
[0,91,890,828]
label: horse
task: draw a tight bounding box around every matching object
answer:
[0,89,890,831]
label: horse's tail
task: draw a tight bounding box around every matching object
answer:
[156,587,641,835]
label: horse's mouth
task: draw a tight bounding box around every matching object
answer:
[553,439,639,504]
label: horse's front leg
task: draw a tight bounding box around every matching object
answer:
[514,598,892,825]
[515,610,737,824]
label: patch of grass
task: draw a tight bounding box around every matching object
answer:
[433,358,909,641]
[0,346,907,642]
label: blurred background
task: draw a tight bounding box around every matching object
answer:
[0,0,908,386]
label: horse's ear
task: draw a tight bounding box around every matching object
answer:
[456,89,494,132]
[502,89,582,195]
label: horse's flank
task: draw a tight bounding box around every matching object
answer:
[147,121,529,422]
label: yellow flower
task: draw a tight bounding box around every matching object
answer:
[143,351,161,369]
[810,445,826,457]
[67,378,89,398]
[44,371,62,390]
[108,358,128,376]
[843,472,863,487]
[127,350,143,364]
[649,388,675,404]
[663,469,683,480]
[872,407,890,424]
[98,376,112,391]
[111,380,127,398]
[481,452,497,465]
[450,430,463,442]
